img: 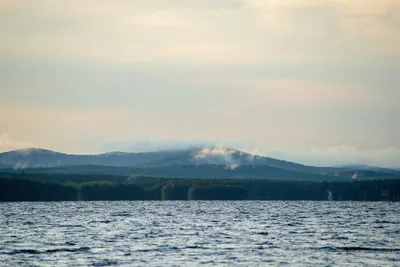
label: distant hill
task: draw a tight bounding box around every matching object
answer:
[334,164,400,174]
[0,148,189,168]
[0,147,399,181]
[0,147,313,170]
[0,147,333,171]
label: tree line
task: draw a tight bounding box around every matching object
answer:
[1,174,400,202]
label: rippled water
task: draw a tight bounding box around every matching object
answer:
[1,201,399,266]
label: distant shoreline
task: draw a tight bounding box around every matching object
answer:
[1,174,399,202]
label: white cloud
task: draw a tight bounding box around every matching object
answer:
[191,146,243,168]
[1,0,399,63]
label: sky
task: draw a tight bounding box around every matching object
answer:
[0,0,399,167]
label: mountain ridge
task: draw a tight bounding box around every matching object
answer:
[0,147,306,167]
[1,147,399,181]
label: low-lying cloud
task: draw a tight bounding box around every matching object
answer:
[191,146,249,169]
[12,161,28,170]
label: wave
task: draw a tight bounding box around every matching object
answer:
[316,246,400,252]
[5,247,90,255]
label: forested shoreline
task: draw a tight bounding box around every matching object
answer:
[1,173,400,202]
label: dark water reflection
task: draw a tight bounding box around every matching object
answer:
[1,201,399,266]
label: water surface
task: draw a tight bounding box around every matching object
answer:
[1,201,399,266]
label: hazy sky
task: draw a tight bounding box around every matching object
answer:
[1,0,399,167]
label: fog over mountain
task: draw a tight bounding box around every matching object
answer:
[0,147,304,169]
[1,147,399,181]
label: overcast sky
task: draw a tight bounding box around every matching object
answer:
[1,0,399,167]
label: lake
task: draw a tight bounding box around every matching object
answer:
[1,201,399,266]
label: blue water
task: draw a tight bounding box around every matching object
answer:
[1,201,399,266]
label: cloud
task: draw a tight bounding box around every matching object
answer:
[12,161,28,170]
[194,147,236,157]
[191,146,242,168]
[1,0,399,63]
[103,139,215,153]
[190,146,262,169]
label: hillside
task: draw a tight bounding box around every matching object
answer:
[1,147,399,181]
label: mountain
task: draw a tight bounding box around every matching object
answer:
[0,148,188,168]
[0,147,324,170]
[1,147,399,181]
[0,147,309,169]
[334,164,400,174]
